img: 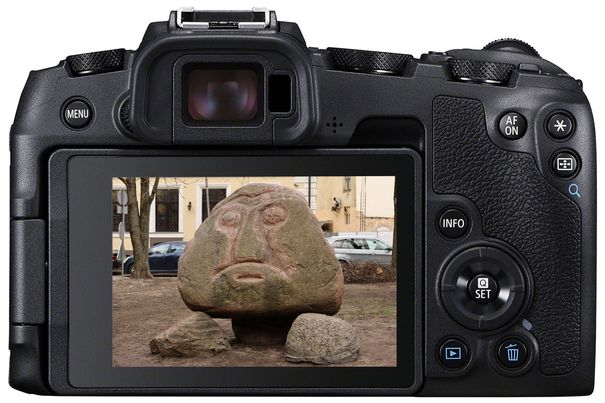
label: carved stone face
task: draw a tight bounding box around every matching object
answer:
[178,183,343,318]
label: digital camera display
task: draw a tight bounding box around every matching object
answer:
[112,176,397,368]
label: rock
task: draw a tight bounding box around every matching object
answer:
[149,312,231,357]
[284,313,359,365]
[178,183,344,318]
[231,317,295,345]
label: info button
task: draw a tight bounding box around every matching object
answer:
[438,208,469,239]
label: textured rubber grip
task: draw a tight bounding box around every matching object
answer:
[433,96,581,375]
[327,47,412,74]
[66,48,125,76]
[448,58,515,83]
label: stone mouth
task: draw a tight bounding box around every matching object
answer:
[218,262,288,284]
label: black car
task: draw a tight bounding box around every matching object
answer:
[122,241,186,276]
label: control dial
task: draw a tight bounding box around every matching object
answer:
[66,48,125,76]
[327,47,412,75]
[484,38,540,57]
[440,246,528,331]
[448,58,515,84]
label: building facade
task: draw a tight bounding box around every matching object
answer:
[112,176,393,253]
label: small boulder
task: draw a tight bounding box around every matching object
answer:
[284,313,359,365]
[150,312,231,357]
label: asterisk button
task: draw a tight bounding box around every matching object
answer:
[547,112,574,139]
[554,120,567,132]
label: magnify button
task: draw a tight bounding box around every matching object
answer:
[568,183,581,198]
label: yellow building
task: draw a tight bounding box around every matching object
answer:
[112,176,368,253]
[356,176,396,232]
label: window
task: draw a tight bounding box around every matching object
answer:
[112,190,130,232]
[344,206,351,225]
[155,189,179,232]
[340,239,354,249]
[170,243,186,253]
[200,188,227,222]
[332,239,343,248]
[351,239,367,250]
[343,176,352,192]
[367,239,390,251]
[149,243,170,255]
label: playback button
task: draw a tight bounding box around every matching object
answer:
[438,338,469,369]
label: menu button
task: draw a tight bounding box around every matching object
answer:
[63,99,93,129]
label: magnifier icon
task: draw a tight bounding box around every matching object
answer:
[568,183,581,199]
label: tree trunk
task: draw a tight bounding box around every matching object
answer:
[119,177,159,280]
[391,181,397,271]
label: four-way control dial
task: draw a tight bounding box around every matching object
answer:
[66,48,125,76]
[327,47,412,75]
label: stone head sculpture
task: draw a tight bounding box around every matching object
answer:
[178,183,343,318]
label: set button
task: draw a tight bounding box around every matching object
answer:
[468,274,498,304]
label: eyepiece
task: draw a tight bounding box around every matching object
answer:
[186,66,260,122]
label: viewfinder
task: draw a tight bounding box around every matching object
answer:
[186,65,261,122]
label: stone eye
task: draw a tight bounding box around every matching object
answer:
[262,205,287,225]
[219,210,241,228]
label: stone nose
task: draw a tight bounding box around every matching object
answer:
[233,214,267,262]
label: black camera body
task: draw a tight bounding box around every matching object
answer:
[9,9,595,396]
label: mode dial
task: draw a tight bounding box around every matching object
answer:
[327,47,412,75]
[484,38,540,58]
[66,48,125,76]
[448,59,515,84]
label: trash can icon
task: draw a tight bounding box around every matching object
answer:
[505,343,519,362]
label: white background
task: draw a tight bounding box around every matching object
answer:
[1,0,604,401]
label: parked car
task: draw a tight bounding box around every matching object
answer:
[326,236,393,271]
[122,241,187,276]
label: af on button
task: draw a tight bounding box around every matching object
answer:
[499,112,527,140]
[438,208,469,239]
[62,98,93,129]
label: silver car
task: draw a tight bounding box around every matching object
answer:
[326,236,393,271]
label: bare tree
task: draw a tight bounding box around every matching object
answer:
[391,181,397,271]
[117,177,160,279]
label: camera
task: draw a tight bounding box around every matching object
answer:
[9,8,596,396]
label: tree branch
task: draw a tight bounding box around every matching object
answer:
[149,177,160,201]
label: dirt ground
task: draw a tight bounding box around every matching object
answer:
[112,276,397,367]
